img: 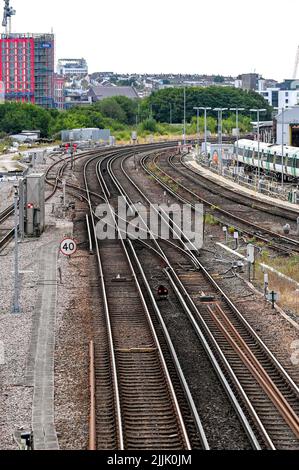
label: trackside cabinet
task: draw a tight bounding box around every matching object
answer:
[24,173,45,237]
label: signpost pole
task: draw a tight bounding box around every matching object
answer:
[12,185,20,314]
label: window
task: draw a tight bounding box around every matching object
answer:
[272,91,279,108]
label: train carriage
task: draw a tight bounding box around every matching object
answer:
[235,139,299,181]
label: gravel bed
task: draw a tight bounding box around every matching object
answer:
[0,182,14,212]
[200,243,299,385]
[135,241,252,449]
[128,152,299,378]
[122,152,299,428]
[0,157,88,450]
[0,225,60,449]
[54,213,94,450]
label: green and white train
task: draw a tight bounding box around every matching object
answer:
[234,139,299,181]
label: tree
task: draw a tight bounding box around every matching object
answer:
[144,86,272,123]
[214,75,225,83]
[94,98,127,123]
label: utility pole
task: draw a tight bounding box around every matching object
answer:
[281,107,285,188]
[230,107,245,182]
[193,107,200,157]
[2,1,16,34]
[183,87,186,145]
[12,184,20,314]
[198,107,212,157]
[250,108,266,188]
[169,102,172,125]
[214,107,228,174]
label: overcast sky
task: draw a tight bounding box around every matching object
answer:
[9,0,299,80]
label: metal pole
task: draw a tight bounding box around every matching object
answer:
[281,107,284,188]
[196,108,199,156]
[236,110,239,180]
[62,180,66,206]
[230,107,244,182]
[250,108,266,191]
[170,103,172,125]
[257,110,260,182]
[12,185,20,314]
[183,87,186,145]
[204,109,207,157]
[198,107,211,157]
[214,108,227,174]
[219,110,223,174]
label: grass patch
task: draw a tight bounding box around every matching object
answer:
[205,214,219,226]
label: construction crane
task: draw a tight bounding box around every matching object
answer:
[293,45,299,80]
[2,0,16,34]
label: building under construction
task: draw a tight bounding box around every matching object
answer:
[0,1,55,108]
[0,32,55,108]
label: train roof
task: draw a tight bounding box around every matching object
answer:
[237,139,299,156]
[237,139,270,151]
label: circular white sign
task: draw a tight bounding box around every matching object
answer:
[60,238,77,256]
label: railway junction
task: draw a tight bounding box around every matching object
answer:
[0,141,299,452]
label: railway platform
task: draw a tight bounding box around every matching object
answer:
[186,154,299,216]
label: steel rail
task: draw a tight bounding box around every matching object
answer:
[166,153,299,251]
[208,304,299,439]
[118,148,299,448]
[141,152,298,255]
[139,151,299,398]
[100,151,208,449]
[178,153,299,221]
[83,155,124,450]
[96,153,192,450]
[115,151,270,449]
[88,341,96,451]
[103,149,264,448]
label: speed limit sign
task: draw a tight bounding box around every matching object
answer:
[60,238,77,256]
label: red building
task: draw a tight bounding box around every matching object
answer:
[0,33,55,108]
[54,73,65,109]
[0,36,35,103]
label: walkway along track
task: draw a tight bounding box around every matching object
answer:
[83,147,208,450]
[179,153,299,221]
[144,152,299,255]
[104,147,299,449]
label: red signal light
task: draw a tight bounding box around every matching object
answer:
[158,286,168,296]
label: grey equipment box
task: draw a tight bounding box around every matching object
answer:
[24,173,45,237]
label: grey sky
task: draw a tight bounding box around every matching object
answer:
[10,0,299,80]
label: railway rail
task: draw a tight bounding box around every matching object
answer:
[2,142,299,449]
[100,146,299,449]
[142,151,299,255]
[179,154,299,221]
[0,205,14,251]
[83,148,209,450]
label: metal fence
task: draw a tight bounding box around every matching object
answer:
[195,153,298,204]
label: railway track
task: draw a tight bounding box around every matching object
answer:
[2,143,298,449]
[101,147,299,449]
[180,153,299,221]
[0,205,14,251]
[142,151,299,255]
[83,148,210,450]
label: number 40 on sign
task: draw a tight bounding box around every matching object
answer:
[60,238,77,257]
